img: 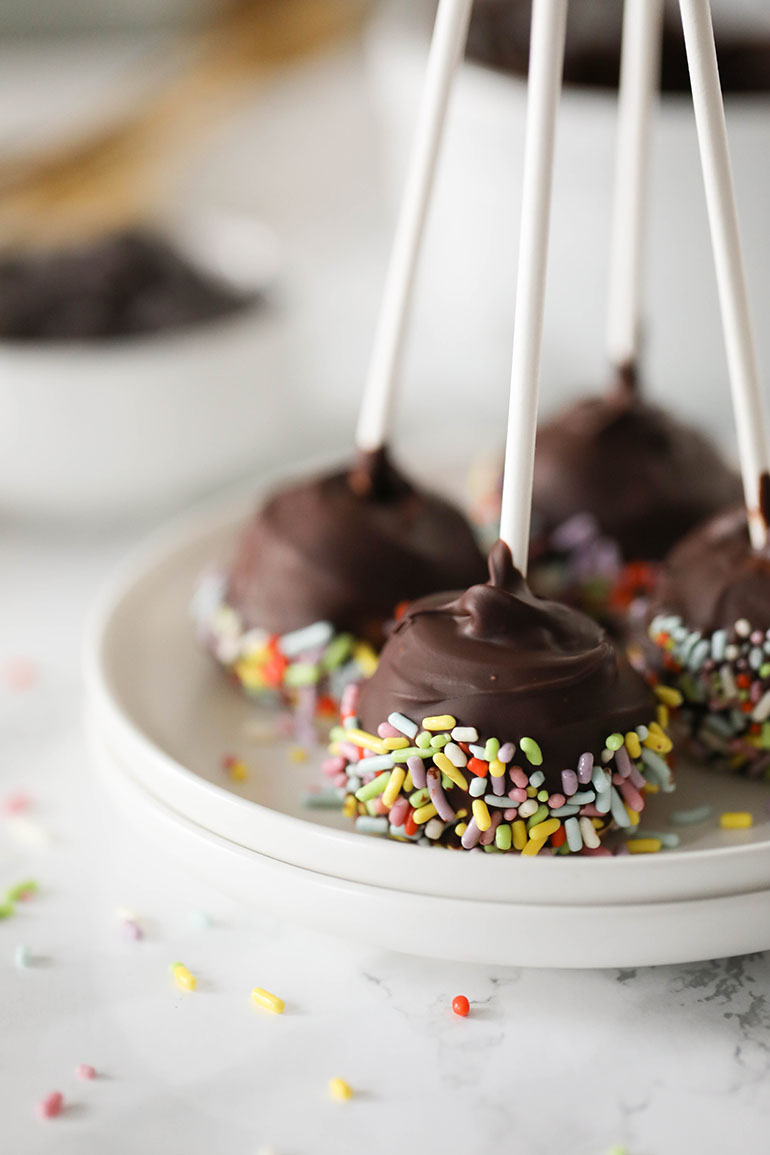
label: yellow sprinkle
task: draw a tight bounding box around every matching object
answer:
[172,963,196,991]
[234,662,267,691]
[654,684,684,708]
[625,806,641,826]
[455,822,468,836]
[472,799,491,832]
[591,818,604,829]
[227,759,250,781]
[526,786,537,798]
[521,837,546,856]
[489,759,505,778]
[403,770,414,792]
[627,838,663,854]
[344,730,387,755]
[644,783,660,794]
[382,736,410,751]
[343,796,357,818]
[382,766,406,809]
[512,820,527,850]
[455,807,468,819]
[643,732,673,755]
[251,987,285,1015]
[413,803,438,825]
[288,746,307,764]
[328,1077,353,1102]
[624,732,642,759]
[720,811,753,830]
[528,818,560,841]
[421,715,456,731]
[353,642,378,677]
[656,704,670,730]
[433,751,468,791]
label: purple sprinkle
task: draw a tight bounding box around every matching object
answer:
[628,766,646,789]
[498,742,515,763]
[407,755,426,790]
[461,818,482,850]
[577,753,594,784]
[479,812,502,846]
[551,512,598,551]
[561,769,578,796]
[427,769,455,822]
[490,772,506,797]
[123,920,142,941]
[613,745,634,778]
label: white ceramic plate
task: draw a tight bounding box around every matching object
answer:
[84,475,770,963]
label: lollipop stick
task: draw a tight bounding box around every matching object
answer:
[679,0,770,550]
[499,0,568,572]
[606,0,664,376]
[355,0,473,453]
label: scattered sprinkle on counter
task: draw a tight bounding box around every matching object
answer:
[626,838,663,854]
[0,792,31,815]
[14,944,31,968]
[328,1077,353,1102]
[36,1092,63,1119]
[452,995,470,1017]
[190,909,212,930]
[222,754,250,781]
[170,962,196,991]
[720,811,753,830]
[75,1064,96,1081]
[288,745,308,763]
[251,987,285,1015]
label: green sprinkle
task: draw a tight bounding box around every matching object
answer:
[669,804,713,826]
[415,731,432,749]
[355,774,390,802]
[525,804,549,831]
[6,880,37,902]
[283,662,320,688]
[760,663,770,678]
[409,787,431,808]
[632,829,680,848]
[484,737,500,761]
[606,733,624,751]
[430,734,450,750]
[537,789,549,802]
[495,824,512,851]
[520,737,543,766]
[390,746,433,762]
[322,633,353,671]
[441,774,454,791]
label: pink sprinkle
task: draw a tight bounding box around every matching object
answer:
[373,797,389,816]
[619,779,645,812]
[581,846,612,857]
[377,722,401,739]
[547,793,565,809]
[3,657,38,693]
[579,804,602,818]
[1,792,32,816]
[338,743,360,762]
[503,807,518,821]
[75,1064,96,1081]
[322,756,346,777]
[340,684,359,716]
[36,1092,63,1119]
[389,797,410,827]
[122,920,143,941]
[510,767,529,789]
[333,773,348,789]
[509,787,528,804]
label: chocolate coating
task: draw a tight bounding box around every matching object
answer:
[358,539,656,787]
[226,449,488,645]
[650,506,770,636]
[533,384,741,562]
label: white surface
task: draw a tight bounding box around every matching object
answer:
[356,0,472,453]
[680,0,770,548]
[83,480,770,962]
[606,0,663,367]
[4,492,770,1154]
[500,0,567,571]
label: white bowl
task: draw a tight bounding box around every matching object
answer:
[0,209,285,522]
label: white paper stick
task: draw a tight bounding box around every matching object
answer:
[679,0,770,549]
[499,0,568,572]
[355,0,473,453]
[606,0,664,373]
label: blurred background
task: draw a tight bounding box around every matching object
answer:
[0,0,768,523]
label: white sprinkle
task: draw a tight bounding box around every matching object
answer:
[443,742,467,768]
[387,712,418,739]
[579,817,600,849]
[735,618,751,638]
[450,727,478,743]
[279,620,334,658]
[753,690,770,723]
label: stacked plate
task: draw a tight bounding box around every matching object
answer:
[85,476,770,967]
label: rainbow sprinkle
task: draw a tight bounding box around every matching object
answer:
[330,688,675,856]
[647,612,770,776]
[192,573,377,741]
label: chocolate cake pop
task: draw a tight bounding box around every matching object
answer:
[639,489,770,776]
[471,375,741,626]
[194,448,487,730]
[328,540,675,855]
